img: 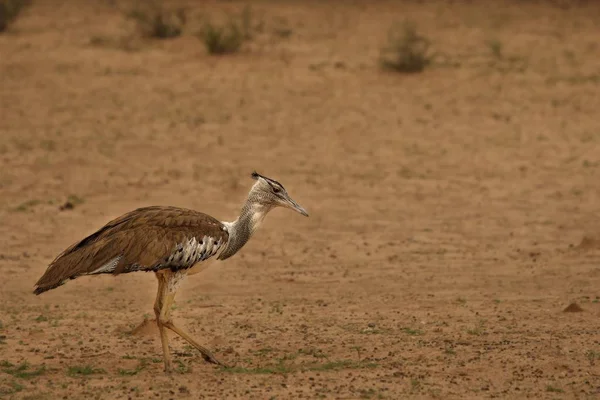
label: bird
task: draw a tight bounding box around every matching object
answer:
[33,172,308,372]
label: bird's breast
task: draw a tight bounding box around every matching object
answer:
[187,258,217,275]
[163,235,226,271]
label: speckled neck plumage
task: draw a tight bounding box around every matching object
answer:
[218,187,273,261]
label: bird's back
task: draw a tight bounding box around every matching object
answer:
[34,206,229,295]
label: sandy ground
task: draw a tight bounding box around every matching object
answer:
[1,0,600,398]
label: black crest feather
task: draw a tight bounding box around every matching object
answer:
[250,171,285,189]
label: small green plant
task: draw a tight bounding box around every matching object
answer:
[66,194,84,206]
[467,320,486,336]
[410,378,422,392]
[67,365,105,376]
[253,347,275,356]
[12,199,40,212]
[585,349,600,365]
[1,361,46,379]
[298,347,328,359]
[199,19,244,55]
[118,359,146,376]
[34,315,48,323]
[402,327,423,336]
[487,38,503,59]
[0,0,31,32]
[126,0,186,39]
[546,385,564,393]
[357,388,377,399]
[0,380,23,396]
[174,359,190,374]
[381,21,432,73]
[484,39,528,73]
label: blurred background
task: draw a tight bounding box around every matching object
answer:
[1,0,600,398]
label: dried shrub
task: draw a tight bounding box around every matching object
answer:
[199,19,244,55]
[126,0,186,39]
[0,0,31,33]
[381,22,432,73]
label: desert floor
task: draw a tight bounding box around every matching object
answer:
[1,1,600,399]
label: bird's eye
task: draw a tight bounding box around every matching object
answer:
[272,187,281,194]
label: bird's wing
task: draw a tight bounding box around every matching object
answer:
[33,206,229,295]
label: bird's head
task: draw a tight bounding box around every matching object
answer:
[248,171,309,217]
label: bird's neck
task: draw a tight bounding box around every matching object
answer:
[218,199,272,260]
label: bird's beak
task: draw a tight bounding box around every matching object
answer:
[284,196,309,217]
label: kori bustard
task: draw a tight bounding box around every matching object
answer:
[33,172,308,372]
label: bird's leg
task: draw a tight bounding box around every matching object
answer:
[154,274,173,373]
[163,319,222,366]
[158,287,223,366]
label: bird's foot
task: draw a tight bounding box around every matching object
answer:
[201,351,224,367]
[163,362,174,374]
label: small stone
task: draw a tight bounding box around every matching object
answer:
[59,201,75,211]
[178,386,190,394]
[563,303,584,313]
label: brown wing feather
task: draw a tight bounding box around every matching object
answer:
[33,206,228,295]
